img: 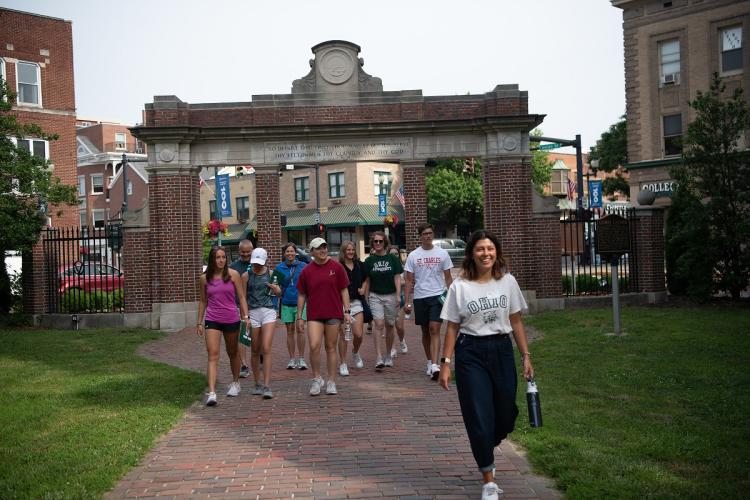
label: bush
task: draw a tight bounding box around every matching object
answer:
[60,289,123,313]
[562,275,573,294]
[576,273,603,294]
[60,289,90,313]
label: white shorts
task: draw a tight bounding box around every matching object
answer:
[249,307,277,328]
[350,299,364,317]
[369,292,398,326]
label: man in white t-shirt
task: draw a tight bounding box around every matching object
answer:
[404,223,453,380]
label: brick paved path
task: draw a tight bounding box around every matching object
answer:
[108,322,560,499]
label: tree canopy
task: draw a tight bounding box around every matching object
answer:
[530,129,553,193]
[589,117,630,199]
[425,158,483,238]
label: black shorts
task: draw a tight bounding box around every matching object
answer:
[414,295,444,326]
[308,318,342,325]
[204,320,241,333]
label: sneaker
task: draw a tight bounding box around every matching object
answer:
[287,358,297,370]
[353,352,364,369]
[426,361,433,376]
[400,340,408,354]
[384,355,394,367]
[297,358,308,370]
[239,365,250,378]
[375,357,385,369]
[251,383,263,396]
[205,392,217,406]
[481,482,503,500]
[310,376,324,396]
[431,363,440,381]
[226,381,241,397]
[262,385,273,399]
[339,363,349,376]
[326,380,337,395]
[390,347,398,359]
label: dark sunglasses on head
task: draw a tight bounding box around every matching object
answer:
[373,240,384,244]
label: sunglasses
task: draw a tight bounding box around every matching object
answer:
[372,240,384,244]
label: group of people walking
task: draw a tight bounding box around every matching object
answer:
[197,226,535,500]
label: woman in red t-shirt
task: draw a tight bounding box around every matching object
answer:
[296,237,351,396]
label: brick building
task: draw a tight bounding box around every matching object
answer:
[612,0,750,206]
[0,7,78,226]
[545,152,629,209]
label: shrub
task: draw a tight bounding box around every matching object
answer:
[59,289,90,313]
[562,275,573,294]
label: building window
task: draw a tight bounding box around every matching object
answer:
[549,170,568,196]
[236,196,250,221]
[0,58,5,90]
[91,174,104,194]
[329,172,345,198]
[17,138,48,159]
[78,175,86,197]
[92,210,106,228]
[209,200,217,220]
[16,61,41,105]
[659,39,680,84]
[79,211,87,228]
[721,26,743,73]
[294,176,310,202]
[663,114,683,156]
[115,132,127,150]
[374,171,393,197]
[127,181,133,196]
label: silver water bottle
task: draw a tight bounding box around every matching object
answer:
[526,377,543,428]
[343,321,352,342]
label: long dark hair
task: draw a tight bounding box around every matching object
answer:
[461,230,505,281]
[205,246,231,282]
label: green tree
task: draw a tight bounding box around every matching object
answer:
[589,117,630,198]
[425,158,483,237]
[530,129,553,193]
[0,78,78,313]
[668,73,750,299]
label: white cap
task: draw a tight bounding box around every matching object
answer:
[250,248,267,265]
[308,237,327,250]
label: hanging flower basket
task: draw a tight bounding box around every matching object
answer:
[384,214,399,227]
[202,219,229,239]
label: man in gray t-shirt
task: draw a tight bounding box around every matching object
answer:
[229,239,253,376]
[404,224,453,381]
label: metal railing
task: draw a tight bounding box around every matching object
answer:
[42,225,124,313]
[560,207,639,296]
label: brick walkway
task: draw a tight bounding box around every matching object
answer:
[108,321,560,499]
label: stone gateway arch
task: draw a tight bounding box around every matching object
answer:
[129,41,562,329]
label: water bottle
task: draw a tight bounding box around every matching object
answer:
[404,311,412,320]
[343,321,352,342]
[526,377,543,428]
[267,275,278,296]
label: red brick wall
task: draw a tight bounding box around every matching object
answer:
[122,229,151,313]
[21,242,47,315]
[634,208,666,293]
[529,215,563,299]
[403,164,427,252]
[255,171,282,266]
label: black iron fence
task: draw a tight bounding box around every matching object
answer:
[560,207,639,296]
[42,225,124,314]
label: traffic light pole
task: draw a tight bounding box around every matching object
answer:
[529,134,584,213]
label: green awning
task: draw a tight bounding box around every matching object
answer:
[284,204,405,230]
[219,220,256,244]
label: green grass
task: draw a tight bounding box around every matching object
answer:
[0,328,205,499]
[514,307,750,499]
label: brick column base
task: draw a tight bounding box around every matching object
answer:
[22,240,47,316]
[255,169,282,266]
[634,207,665,293]
[121,205,153,327]
[402,162,427,252]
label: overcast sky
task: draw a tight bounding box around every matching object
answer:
[3,0,625,150]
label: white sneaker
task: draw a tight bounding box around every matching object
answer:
[384,355,394,367]
[481,481,503,500]
[375,357,385,369]
[431,363,440,381]
[400,340,408,354]
[426,360,433,376]
[226,381,241,397]
[310,376,324,396]
[390,347,398,359]
[326,380,337,395]
[205,392,217,406]
[297,358,308,370]
[287,358,297,369]
[353,352,364,369]
[339,363,349,376]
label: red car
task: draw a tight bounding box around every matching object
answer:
[59,262,124,293]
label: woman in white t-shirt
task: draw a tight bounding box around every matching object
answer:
[438,230,535,500]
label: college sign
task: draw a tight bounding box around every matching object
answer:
[640,180,677,198]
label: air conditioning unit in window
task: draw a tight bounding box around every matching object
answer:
[661,73,679,85]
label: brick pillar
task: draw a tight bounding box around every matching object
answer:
[255,168,282,266]
[402,161,427,252]
[146,160,202,330]
[22,240,48,315]
[634,207,665,293]
[121,205,152,327]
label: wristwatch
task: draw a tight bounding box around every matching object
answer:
[439,357,451,364]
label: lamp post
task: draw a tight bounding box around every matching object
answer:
[586,158,600,265]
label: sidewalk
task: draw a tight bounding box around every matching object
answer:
[108,321,560,499]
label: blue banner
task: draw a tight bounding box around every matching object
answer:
[589,180,603,209]
[216,174,232,217]
[378,194,387,216]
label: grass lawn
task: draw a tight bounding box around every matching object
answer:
[0,328,205,499]
[513,307,750,499]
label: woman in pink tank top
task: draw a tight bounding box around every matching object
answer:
[197,246,249,406]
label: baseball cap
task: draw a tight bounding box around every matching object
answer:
[250,248,267,265]
[308,237,327,250]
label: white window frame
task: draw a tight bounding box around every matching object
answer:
[91,174,104,195]
[663,114,683,157]
[127,180,133,196]
[373,171,393,197]
[0,58,5,92]
[115,132,127,150]
[659,39,680,85]
[328,172,346,199]
[92,209,106,228]
[79,211,88,228]
[78,175,86,197]
[16,61,42,107]
[14,137,49,160]
[720,25,743,75]
[294,176,310,202]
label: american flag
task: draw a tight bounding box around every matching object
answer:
[567,178,577,200]
[395,185,405,208]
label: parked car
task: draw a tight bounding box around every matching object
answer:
[59,262,123,293]
[432,238,467,267]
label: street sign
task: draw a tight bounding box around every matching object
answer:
[216,174,232,217]
[313,211,320,224]
[589,180,603,208]
[378,194,387,216]
[538,143,562,151]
